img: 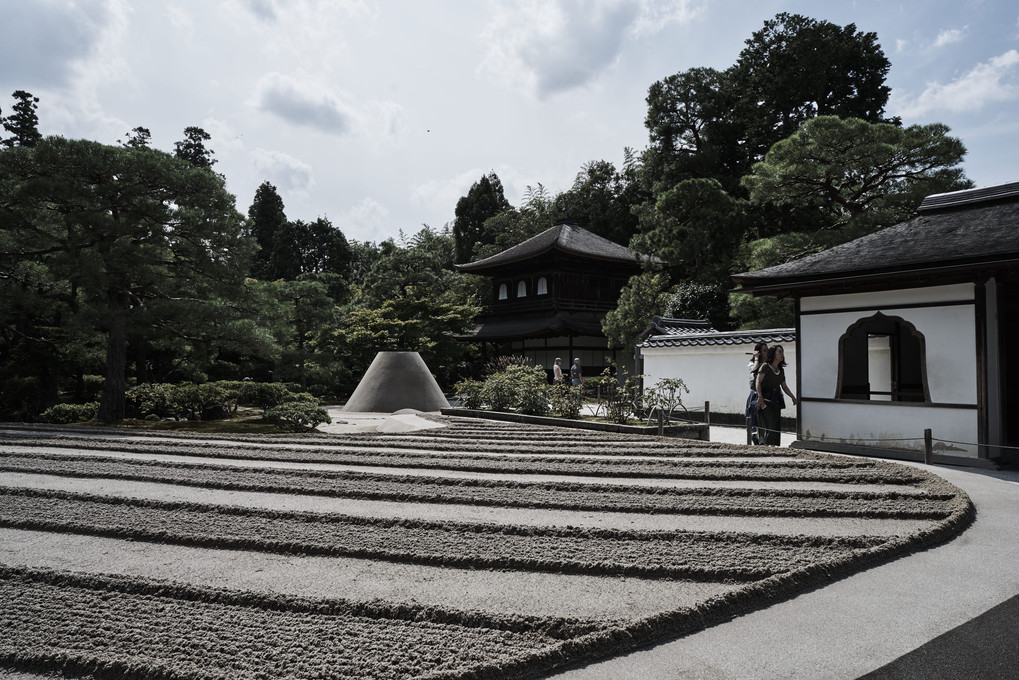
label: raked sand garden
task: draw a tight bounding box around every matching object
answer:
[0,416,973,679]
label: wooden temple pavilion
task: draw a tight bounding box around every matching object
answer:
[455,222,649,379]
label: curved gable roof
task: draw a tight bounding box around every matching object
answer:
[456,223,648,272]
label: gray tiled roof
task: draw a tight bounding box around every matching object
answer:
[639,317,716,339]
[640,328,796,349]
[732,181,1019,290]
[457,222,648,272]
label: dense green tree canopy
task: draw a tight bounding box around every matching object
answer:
[728,13,893,170]
[630,178,745,284]
[0,136,254,421]
[643,13,894,190]
[602,271,673,351]
[743,116,971,232]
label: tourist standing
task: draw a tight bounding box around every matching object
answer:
[755,345,797,446]
[746,342,768,445]
[570,358,584,402]
[553,358,564,384]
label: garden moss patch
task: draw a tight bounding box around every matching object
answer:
[0,417,974,679]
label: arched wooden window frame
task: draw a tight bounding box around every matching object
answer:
[536,276,548,295]
[517,280,527,298]
[835,312,931,402]
[497,283,508,300]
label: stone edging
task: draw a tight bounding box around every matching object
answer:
[441,408,709,439]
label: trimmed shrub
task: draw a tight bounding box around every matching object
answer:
[480,373,517,412]
[237,382,297,410]
[172,382,231,421]
[548,383,581,419]
[126,382,235,421]
[263,402,331,432]
[39,402,99,424]
[453,379,484,410]
[127,383,177,419]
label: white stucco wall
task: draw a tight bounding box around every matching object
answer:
[641,342,798,420]
[799,284,979,457]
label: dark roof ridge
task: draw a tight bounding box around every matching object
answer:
[456,222,649,272]
[640,327,796,348]
[918,180,1019,213]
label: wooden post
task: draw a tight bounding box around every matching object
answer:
[704,401,710,426]
[924,429,933,465]
[746,417,753,445]
[657,408,664,436]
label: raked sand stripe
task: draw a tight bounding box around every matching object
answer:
[0,472,936,537]
[0,447,923,493]
[0,527,737,620]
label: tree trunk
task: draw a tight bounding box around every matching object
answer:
[98,315,128,423]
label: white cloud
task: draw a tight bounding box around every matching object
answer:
[251,72,403,143]
[410,168,485,219]
[201,117,245,154]
[479,0,698,99]
[891,49,1019,118]
[629,0,702,37]
[254,72,354,135]
[895,38,909,53]
[0,0,117,90]
[250,148,315,199]
[166,4,197,39]
[933,27,966,48]
[339,197,392,242]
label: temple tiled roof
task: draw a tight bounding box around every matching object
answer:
[732,181,1019,294]
[639,327,795,349]
[638,317,716,340]
[456,222,651,272]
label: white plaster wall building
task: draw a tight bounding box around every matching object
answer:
[637,319,797,425]
[733,181,1019,467]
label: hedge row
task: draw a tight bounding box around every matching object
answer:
[0,451,956,519]
[0,487,889,581]
[0,436,923,485]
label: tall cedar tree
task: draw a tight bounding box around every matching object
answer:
[247,181,288,278]
[1,90,43,148]
[173,126,216,168]
[452,172,512,264]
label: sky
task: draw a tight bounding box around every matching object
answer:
[2,0,1017,244]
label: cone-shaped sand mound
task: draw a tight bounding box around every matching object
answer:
[343,351,450,413]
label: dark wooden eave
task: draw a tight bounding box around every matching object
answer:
[732,181,1019,297]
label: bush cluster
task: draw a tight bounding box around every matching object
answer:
[264,401,332,432]
[29,379,331,431]
[453,357,554,416]
[39,402,99,424]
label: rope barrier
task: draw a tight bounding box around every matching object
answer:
[934,438,1019,452]
[750,425,1019,455]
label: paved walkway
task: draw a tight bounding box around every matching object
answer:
[550,460,1019,679]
